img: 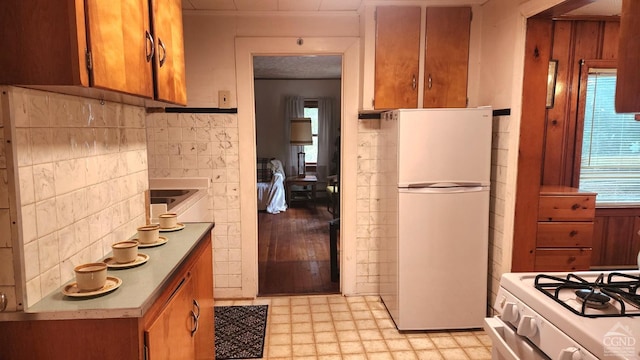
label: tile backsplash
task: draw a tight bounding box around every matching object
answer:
[0,88,18,311]
[489,114,510,307]
[146,112,238,292]
[5,87,148,307]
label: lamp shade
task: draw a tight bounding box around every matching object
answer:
[290,118,313,145]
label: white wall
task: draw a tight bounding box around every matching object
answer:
[478,0,565,308]
[182,11,360,298]
[183,12,359,108]
[255,79,341,164]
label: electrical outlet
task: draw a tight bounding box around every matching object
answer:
[218,90,231,108]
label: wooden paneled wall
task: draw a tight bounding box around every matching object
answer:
[593,209,640,268]
[514,18,639,271]
[541,20,619,186]
[512,18,553,272]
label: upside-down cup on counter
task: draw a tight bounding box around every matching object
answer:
[74,263,108,291]
[137,224,160,244]
[158,212,178,229]
[111,240,139,263]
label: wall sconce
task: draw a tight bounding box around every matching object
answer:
[290,118,313,178]
[546,60,558,108]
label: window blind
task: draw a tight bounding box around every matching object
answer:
[579,68,640,206]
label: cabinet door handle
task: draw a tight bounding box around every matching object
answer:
[190,310,199,337]
[193,299,200,319]
[0,292,6,312]
[412,75,417,90]
[158,37,167,67]
[145,31,155,62]
[428,74,433,90]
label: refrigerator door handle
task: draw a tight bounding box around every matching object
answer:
[400,186,488,194]
[406,182,484,188]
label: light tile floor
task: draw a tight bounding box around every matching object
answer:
[216,294,493,360]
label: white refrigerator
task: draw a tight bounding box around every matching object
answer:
[379,107,492,330]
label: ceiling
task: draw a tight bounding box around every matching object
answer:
[187,0,621,79]
[182,0,364,11]
[253,56,342,79]
[563,0,621,16]
[182,0,621,14]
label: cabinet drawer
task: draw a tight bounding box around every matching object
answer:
[537,222,593,248]
[534,248,591,272]
[538,195,596,221]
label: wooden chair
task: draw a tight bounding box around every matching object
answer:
[326,175,339,218]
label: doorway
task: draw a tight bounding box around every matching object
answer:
[253,55,342,295]
[235,37,359,298]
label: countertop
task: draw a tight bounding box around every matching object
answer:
[14,222,214,321]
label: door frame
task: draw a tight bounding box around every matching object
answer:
[235,37,360,298]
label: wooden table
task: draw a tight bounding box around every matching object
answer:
[285,175,318,205]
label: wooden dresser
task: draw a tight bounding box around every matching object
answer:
[535,186,597,271]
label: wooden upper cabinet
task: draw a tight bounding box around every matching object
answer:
[373,6,471,110]
[152,0,187,105]
[615,0,640,113]
[86,0,154,98]
[0,0,186,105]
[423,7,471,108]
[0,0,89,86]
[374,6,421,110]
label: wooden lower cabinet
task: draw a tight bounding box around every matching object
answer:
[534,248,592,271]
[0,235,214,360]
[192,237,215,359]
[536,222,593,248]
[535,186,596,271]
[144,234,214,359]
[146,274,196,360]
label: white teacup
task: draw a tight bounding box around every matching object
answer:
[112,240,139,263]
[137,224,160,244]
[75,263,108,292]
[158,212,178,229]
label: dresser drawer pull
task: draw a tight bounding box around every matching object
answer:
[571,203,580,210]
[569,230,578,237]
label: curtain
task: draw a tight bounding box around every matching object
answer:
[317,97,336,182]
[284,96,305,176]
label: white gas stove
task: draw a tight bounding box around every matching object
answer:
[485,270,640,360]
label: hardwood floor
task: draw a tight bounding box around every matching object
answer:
[258,202,340,296]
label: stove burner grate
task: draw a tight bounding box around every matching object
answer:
[534,272,640,318]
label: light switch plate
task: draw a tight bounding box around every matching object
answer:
[218,90,231,108]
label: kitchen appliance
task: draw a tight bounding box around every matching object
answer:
[485,270,640,360]
[379,107,492,330]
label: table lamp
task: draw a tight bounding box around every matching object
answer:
[290,118,313,177]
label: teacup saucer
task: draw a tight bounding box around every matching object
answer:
[159,223,185,232]
[137,236,168,248]
[104,253,149,269]
[62,276,122,298]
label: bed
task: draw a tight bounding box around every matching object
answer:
[257,158,287,214]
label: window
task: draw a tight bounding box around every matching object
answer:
[578,67,640,206]
[303,100,319,163]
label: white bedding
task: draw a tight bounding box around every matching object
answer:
[257,160,287,214]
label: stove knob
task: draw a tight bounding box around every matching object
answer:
[516,315,538,337]
[558,347,583,360]
[501,302,519,322]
